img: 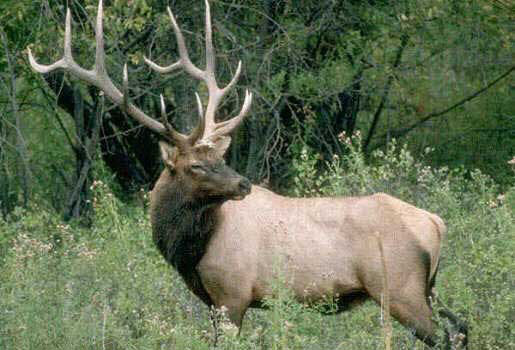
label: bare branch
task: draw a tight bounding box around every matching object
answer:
[369,65,515,152]
[363,34,409,152]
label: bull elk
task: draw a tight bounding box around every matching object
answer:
[28,1,468,348]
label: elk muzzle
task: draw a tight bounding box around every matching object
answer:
[233,177,251,200]
[221,168,251,200]
[193,163,251,201]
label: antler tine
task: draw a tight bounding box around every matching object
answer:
[143,7,204,80]
[95,0,107,76]
[28,8,85,77]
[200,1,249,140]
[204,0,215,76]
[122,63,129,112]
[159,94,189,144]
[27,8,71,73]
[188,92,206,144]
[28,0,173,139]
[211,90,253,137]
[195,92,204,119]
[144,0,253,143]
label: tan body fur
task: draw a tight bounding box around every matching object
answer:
[152,173,446,345]
[205,187,443,305]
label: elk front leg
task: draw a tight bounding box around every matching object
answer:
[212,298,249,331]
[200,274,253,339]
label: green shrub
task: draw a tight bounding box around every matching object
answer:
[1,138,513,349]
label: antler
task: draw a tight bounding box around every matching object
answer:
[27,0,204,147]
[144,0,253,144]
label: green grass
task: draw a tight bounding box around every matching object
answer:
[1,139,513,349]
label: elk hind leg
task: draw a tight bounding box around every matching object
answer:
[388,297,438,348]
[438,307,468,349]
[366,272,438,347]
[429,287,468,349]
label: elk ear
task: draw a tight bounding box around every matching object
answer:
[212,136,231,157]
[159,141,179,169]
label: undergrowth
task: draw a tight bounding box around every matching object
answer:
[0,135,513,349]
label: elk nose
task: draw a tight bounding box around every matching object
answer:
[238,178,252,195]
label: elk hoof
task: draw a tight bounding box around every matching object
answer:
[450,332,466,349]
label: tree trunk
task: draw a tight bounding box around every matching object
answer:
[1,28,32,209]
[63,89,101,223]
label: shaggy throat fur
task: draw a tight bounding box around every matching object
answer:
[150,184,221,305]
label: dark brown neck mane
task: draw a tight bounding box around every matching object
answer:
[150,170,223,304]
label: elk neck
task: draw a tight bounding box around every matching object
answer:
[150,169,223,278]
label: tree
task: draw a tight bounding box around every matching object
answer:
[0,0,512,219]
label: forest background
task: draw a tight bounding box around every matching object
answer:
[0,1,513,349]
[1,0,513,218]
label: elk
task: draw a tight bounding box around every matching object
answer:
[28,1,467,348]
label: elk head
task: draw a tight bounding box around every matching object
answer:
[28,0,253,202]
[158,135,252,201]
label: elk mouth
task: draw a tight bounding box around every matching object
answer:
[204,177,250,201]
[203,186,250,202]
[231,178,252,200]
[230,188,250,201]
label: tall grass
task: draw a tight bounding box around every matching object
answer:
[0,137,513,349]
